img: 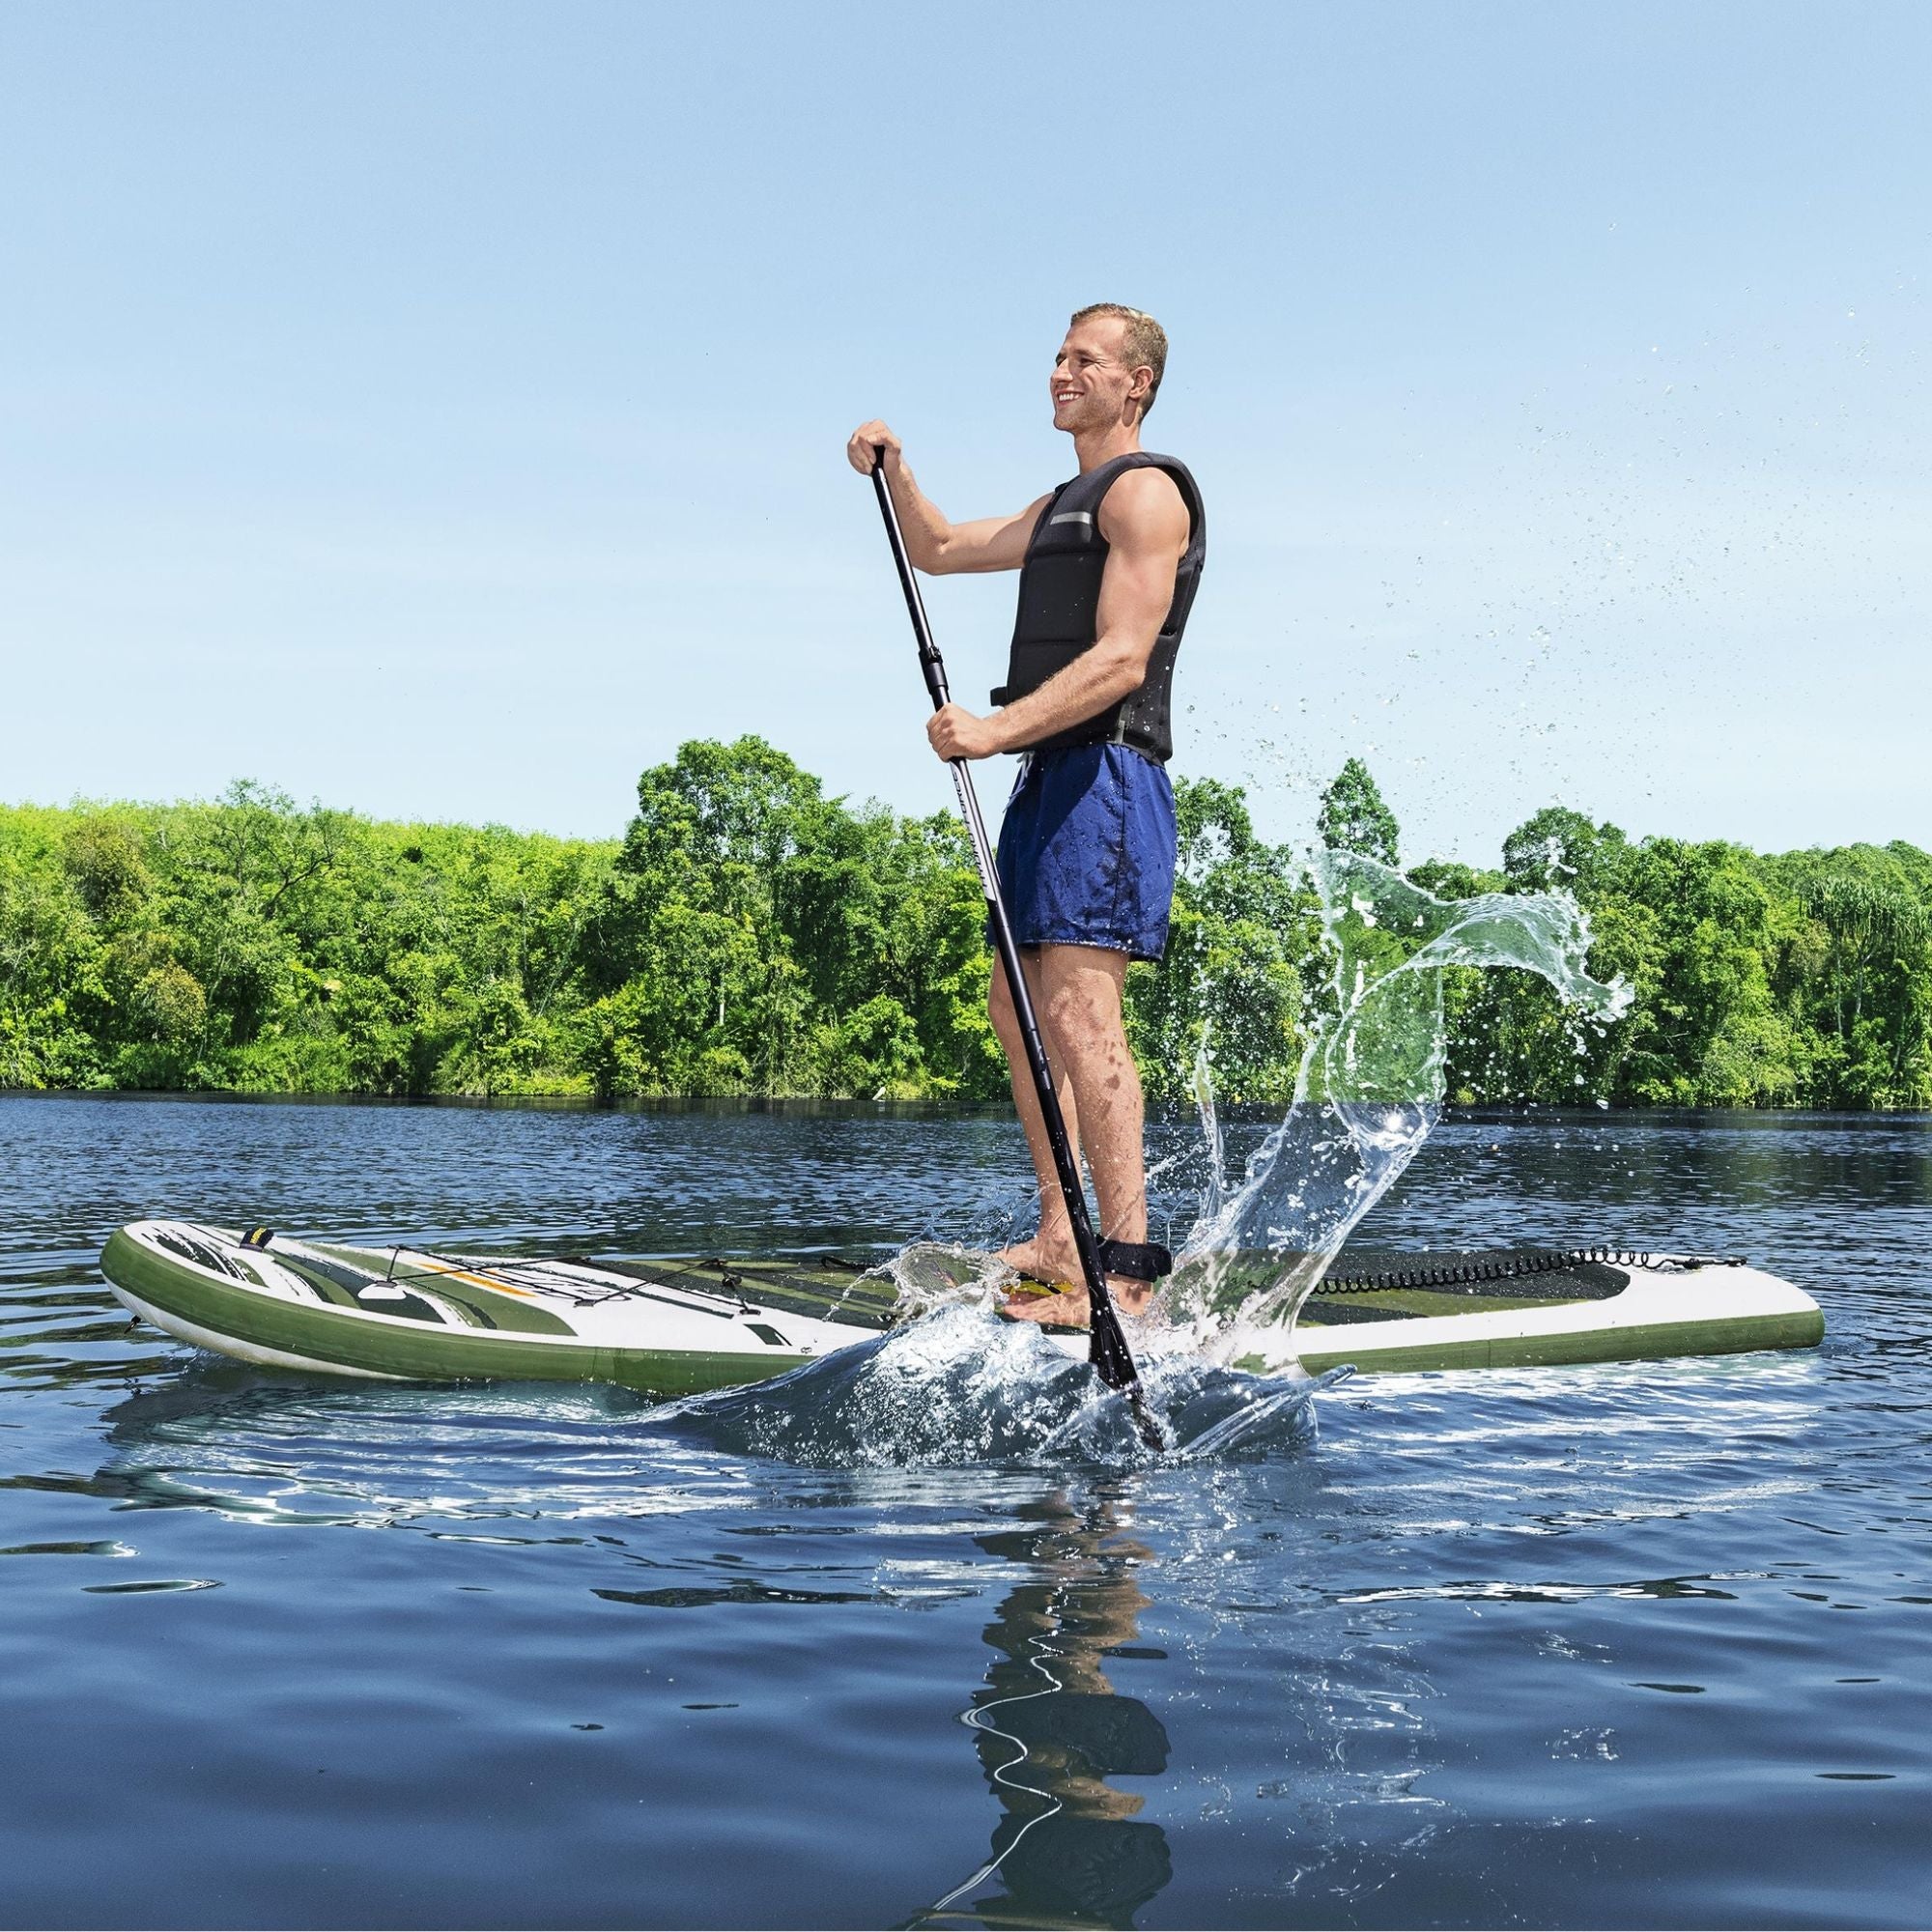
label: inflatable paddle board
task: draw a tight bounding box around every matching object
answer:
[100,1221,1824,1392]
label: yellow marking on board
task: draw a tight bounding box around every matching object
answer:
[408,1257,538,1299]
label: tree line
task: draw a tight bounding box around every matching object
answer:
[2,739,1927,1107]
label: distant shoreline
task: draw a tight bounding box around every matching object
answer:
[5,737,1929,1111]
[6,1087,1930,1121]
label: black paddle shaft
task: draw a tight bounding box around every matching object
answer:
[868,458,1158,1437]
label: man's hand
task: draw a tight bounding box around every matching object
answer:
[926,703,1006,761]
[847,419,901,476]
[848,421,1047,575]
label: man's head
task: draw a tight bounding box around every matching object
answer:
[1052,303,1168,436]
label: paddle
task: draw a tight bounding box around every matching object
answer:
[868,456,1163,1452]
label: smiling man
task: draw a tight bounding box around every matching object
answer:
[847,304,1207,1328]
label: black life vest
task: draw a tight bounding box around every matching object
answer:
[990,451,1206,762]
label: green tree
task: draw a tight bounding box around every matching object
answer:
[1318,757,1400,867]
[1501,806,1630,897]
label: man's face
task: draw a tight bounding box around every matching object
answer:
[1051,319,1143,434]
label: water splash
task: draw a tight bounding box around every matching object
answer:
[654,1305,1335,1469]
[684,848,1632,1462]
[1188,1023,1228,1230]
[1171,848,1629,1364]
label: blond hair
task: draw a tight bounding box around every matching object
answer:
[1070,302,1168,419]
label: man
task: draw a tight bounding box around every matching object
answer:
[846,303,1205,1327]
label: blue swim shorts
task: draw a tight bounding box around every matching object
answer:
[993,743,1178,962]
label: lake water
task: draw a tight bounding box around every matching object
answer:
[1,1094,1926,1929]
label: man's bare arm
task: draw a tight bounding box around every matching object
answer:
[846,419,1048,575]
[926,469,1190,759]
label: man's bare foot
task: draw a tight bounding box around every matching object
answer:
[997,1236,1081,1285]
[1000,1278,1153,1327]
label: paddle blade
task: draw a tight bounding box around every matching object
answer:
[1088,1299,1164,1451]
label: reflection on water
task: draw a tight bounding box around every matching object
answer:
[80,1359,1203,1928]
[913,1486,1172,1930]
[83,1365,701,1529]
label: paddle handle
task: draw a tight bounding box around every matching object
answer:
[868,458,1153,1427]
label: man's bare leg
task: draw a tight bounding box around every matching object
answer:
[991,943,1155,1323]
[988,950,1082,1277]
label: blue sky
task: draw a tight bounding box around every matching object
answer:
[2,1,1924,863]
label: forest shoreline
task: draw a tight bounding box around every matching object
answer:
[5,737,1928,1110]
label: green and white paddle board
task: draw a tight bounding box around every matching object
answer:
[100,1220,1823,1393]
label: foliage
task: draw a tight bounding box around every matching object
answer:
[1126,779,1314,1107]
[1420,807,1932,1109]
[5,745,1932,1108]
[1317,756,1401,867]
[583,737,993,1099]
[0,785,611,1096]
